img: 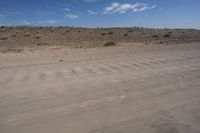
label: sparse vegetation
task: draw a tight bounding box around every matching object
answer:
[12,34,17,37]
[163,32,172,38]
[108,32,113,35]
[124,33,128,37]
[36,42,48,46]
[24,33,30,37]
[35,36,41,39]
[0,45,23,53]
[104,41,116,46]
[101,33,107,36]
[0,36,8,40]
[0,26,5,29]
[142,32,146,35]
[152,35,159,38]
[0,26,200,52]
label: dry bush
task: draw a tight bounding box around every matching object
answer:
[24,33,30,37]
[0,36,8,40]
[152,35,159,38]
[12,34,17,37]
[0,26,5,29]
[163,32,172,38]
[104,41,117,46]
[36,42,48,46]
[124,33,128,37]
[142,32,146,35]
[35,36,41,39]
[108,32,112,35]
[0,45,23,53]
[101,33,107,36]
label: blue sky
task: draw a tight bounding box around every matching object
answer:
[0,0,199,28]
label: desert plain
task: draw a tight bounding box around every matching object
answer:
[0,26,200,133]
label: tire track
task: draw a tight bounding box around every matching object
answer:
[1,53,199,84]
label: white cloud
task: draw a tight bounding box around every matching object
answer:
[34,9,54,15]
[87,10,98,15]
[150,5,157,9]
[37,19,57,24]
[83,0,99,3]
[63,8,70,12]
[104,2,119,13]
[65,14,79,19]
[46,19,57,24]
[20,20,31,25]
[103,2,156,14]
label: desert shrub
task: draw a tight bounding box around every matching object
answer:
[38,27,44,30]
[108,32,112,35]
[12,34,17,37]
[128,30,133,33]
[104,41,116,46]
[24,33,30,37]
[66,30,70,33]
[78,30,81,33]
[0,36,8,40]
[163,32,172,38]
[36,42,48,46]
[35,36,41,39]
[152,35,159,38]
[101,33,107,36]
[0,44,23,53]
[0,26,5,29]
[33,31,39,35]
[124,33,128,37]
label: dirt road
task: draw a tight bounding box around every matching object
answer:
[0,44,200,133]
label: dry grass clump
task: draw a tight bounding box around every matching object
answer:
[0,26,5,28]
[152,35,159,38]
[0,36,8,40]
[104,41,117,46]
[36,42,48,46]
[12,34,17,37]
[108,32,113,35]
[101,33,107,36]
[24,33,30,37]
[35,36,41,39]
[163,32,172,38]
[0,45,23,53]
[124,33,128,37]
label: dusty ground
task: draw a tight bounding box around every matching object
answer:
[0,43,200,133]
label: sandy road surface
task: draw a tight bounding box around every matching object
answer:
[0,44,200,133]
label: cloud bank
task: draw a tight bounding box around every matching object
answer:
[103,2,156,14]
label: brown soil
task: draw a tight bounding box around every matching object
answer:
[0,26,200,53]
